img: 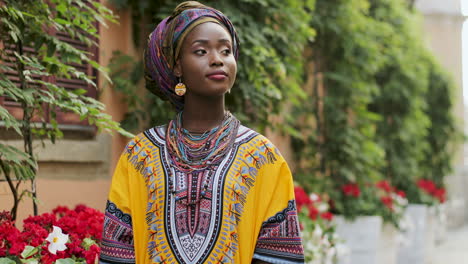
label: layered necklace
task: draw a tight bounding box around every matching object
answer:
[166,111,240,205]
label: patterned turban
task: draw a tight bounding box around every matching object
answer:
[144,2,240,111]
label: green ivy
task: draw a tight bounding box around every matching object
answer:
[421,59,461,186]
[292,0,387,220]
[293,0,460,223]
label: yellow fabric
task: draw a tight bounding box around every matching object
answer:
[105,126,300,263]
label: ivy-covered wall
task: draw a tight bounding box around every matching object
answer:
[292,0,460,222]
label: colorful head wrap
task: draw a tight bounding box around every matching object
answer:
[144,2,240,111]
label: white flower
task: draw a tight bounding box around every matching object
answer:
[45,226,69,254]
[325,246,337,264]
[312,224,323,243]
[317,202,329,213]
[310,193,320,202]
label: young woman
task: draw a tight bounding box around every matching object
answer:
[99,2,304,263]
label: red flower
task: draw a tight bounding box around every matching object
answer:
[342,183,360,197]
[396,190,406,198]
[294,186,312,210]
[21,222,48,247]
[417,179,437,194]
[380,196,393,210]
[376,180,392,192]
[320,212,334,221]
[433,188,446,203]
[417,179,447,202]
[52,206,71,218]
[84,244,100,264]
[308,204,319,220]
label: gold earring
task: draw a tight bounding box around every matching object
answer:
[175,77,186,96]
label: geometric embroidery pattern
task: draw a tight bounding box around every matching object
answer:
[99,201,135,264]
[253,200,305,264]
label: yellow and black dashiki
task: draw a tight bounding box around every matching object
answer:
[99,125,305,264]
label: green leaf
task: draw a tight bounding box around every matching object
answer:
[21,258,39,264]
[82,237,97,250]
[0,258,16,264]
[0,144,36,169]
[21,245,38,259]
[55,258,76,264]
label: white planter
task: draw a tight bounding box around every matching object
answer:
[377,223,400,264]
[434,203,447,244]
[397,204,436,264]
[334,215,382,264]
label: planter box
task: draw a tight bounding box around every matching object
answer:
[434,203,447,244]
[334,215,382,264]
[377,223,400,264]
[397,204,435,264]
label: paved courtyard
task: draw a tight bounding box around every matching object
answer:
[432,224,468,264]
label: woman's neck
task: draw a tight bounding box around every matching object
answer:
[181,95,226,133]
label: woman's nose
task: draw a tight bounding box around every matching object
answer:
[210,52,223,66]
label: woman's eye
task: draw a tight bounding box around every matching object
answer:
[194,49,206,55]
[221,49,231,55]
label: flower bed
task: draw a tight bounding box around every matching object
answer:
[0,205,103,264]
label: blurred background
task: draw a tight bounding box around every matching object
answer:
[0,0,467,263]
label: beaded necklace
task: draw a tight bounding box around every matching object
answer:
[166,111,240,205]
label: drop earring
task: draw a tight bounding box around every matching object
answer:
[175,77,186,96]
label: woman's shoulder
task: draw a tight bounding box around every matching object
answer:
[123,125,167,149]
[236,125,283,155]
[236,125,270,142]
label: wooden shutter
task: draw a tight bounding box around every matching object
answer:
[0,42,48,123]
[52,29,99,126]
[1,27,99,128]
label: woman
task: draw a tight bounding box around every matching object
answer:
[99,2,304,263]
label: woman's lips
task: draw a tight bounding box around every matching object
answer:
[207,74,227,80]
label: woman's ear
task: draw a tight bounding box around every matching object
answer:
[174,60,182,77]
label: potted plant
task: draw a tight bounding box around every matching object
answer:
[329,180,407,264]
[396,178,446,264]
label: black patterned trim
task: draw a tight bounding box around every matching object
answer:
[106,200,132,225]
[262,200,296,227]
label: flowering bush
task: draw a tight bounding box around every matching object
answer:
[416,179,446,203]
[0,205,103,264]
[332,180,407,229]
[295,186,346,264]
[401,178,447,206]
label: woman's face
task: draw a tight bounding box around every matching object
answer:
[174,22,237,98]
